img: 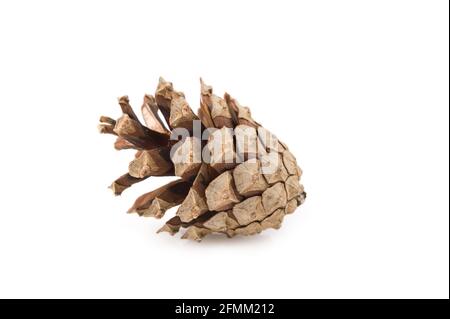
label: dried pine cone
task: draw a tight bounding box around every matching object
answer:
[98,78,306,241]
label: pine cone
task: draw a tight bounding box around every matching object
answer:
[98,78,306,241]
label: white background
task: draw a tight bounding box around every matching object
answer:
[0,0,448,299]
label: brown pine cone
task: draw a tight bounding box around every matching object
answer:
[98,77,306,241]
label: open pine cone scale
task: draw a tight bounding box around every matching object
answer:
[98,78,306,241]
